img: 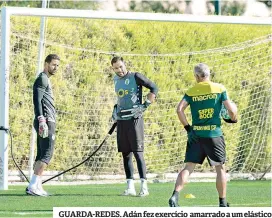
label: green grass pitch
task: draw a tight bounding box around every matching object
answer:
[0,180,270,217]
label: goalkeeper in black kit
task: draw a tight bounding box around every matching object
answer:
[26,54,60,197]
[111,56,158,197]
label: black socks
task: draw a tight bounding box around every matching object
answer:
[172,190,179,198]
[219,197,228,206]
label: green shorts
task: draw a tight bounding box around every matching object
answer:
[185,136,226,166]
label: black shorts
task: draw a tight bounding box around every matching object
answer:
[185,136,226,166]
[117,118,144,152]
[34,120,56,164]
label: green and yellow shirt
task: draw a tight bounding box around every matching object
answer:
[183,81,228,138]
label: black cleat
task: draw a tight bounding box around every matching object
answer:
[220,202,230,207]
[169,195,180,207]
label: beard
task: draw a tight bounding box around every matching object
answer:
[48,69,56,75]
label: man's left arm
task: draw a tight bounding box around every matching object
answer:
[135,72,158,104]
[221,89,238,123]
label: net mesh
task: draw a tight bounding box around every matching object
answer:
[5,16,272,181]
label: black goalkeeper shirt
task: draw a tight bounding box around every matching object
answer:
[33,72,56,122]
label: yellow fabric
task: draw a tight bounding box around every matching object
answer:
[186,81,226,96]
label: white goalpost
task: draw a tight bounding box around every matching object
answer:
[0,6,271,190]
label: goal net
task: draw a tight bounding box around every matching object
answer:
[1,8,271,187]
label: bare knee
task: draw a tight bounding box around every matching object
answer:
[215,164,225,172]
[34,161,48,176]
[215,164,227,177]
[183,162,196,174]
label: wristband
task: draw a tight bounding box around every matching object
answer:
[38,115,46,122]
[184,125,191,132]
[223,118,238,123]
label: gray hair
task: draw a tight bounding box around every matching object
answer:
[194,63,210,78]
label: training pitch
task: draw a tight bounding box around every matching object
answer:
[0,180,270,217]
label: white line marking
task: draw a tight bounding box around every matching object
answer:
[193,202,271,207]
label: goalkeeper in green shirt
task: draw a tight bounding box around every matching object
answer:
[169,63,237,207]
[111,56,158,197]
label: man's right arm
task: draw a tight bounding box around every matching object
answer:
[33,75,49,138]
[177,97,198,143]
[33,75,48,118]
[177,98,189,127]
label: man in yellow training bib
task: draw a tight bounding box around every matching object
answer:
[169,63,237,207]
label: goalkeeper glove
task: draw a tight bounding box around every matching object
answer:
[120,100,151,119]
[112,104,118,122]
[38,115,48,138]
[184,125,198,144]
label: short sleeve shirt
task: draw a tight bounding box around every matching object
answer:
[183,81,228,137]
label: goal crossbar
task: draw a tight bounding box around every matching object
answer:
[1,6,271,25]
